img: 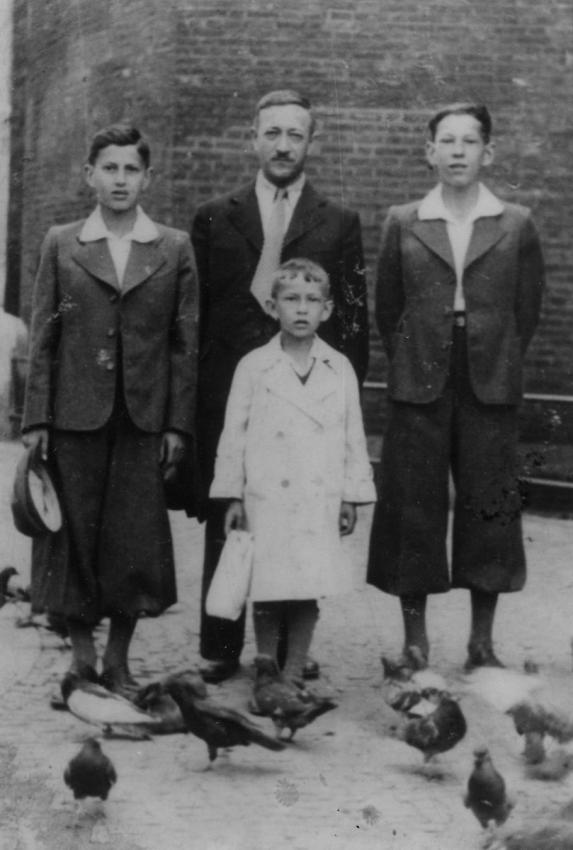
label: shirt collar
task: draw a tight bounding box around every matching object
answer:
[418,183,504,223]
[255,170,306,200]
[265,332,338,371]
[79,205,159,242]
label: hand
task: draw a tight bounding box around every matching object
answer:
[224,500,247,536]
[22,427,49,461]
[339,501,357,536]
[160,431,186,472]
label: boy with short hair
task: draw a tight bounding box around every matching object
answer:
[22,123,198,695]
[210,258,375,687]
[367,103,545,671]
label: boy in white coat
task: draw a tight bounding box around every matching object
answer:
[210,259,376,685]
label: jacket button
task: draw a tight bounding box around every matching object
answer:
[276,431,284,439]
[280,479,290,488]
[106,362,115,371]
[109,294,118,303]
[107,328,116,337]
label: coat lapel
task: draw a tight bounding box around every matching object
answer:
[72,234,167,294]
[227,184,264,252]
[72,240,120,290]
[121,239,167,295]
[283,182,326,248]
[410,219,455,270]
[464,216,505,270]
[225,181,326,254]
[263,355,339,426]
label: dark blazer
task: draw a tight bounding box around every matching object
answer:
[191,179,369,495]
[377,200,545,405]
[23,219,199,435]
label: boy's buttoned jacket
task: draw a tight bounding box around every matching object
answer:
[23,219,198,435]
[210,335,375,601]
[377,198,545,405]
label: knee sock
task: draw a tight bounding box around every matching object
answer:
[283,600,319,681]
[400,594,429,658]
[469,590,498,649]
[253,601,283,663]
[102,614,138,673]
[66,618,97,672]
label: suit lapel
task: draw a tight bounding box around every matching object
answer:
[121,239,167,295]
[72,234,167,294]
[72,240,120,290]
[283,183,326,248]
[227,185,264,252]
[264,356,338,426]
[410,220,455,270]
[464,216,505,269]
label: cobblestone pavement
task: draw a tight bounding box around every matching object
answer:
[1,439,573,850]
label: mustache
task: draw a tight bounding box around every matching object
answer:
[272,154,295,162]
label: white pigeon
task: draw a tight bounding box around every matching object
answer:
[62,671,159,738]
[464,666,573,745]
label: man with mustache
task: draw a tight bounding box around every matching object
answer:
[191,89,369,684]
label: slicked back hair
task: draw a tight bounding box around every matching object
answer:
[428,103,492,143]
[87,123,151,168]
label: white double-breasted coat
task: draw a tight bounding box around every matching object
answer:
[210,334,376,601]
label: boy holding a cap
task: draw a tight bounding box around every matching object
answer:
[22,124,198,695]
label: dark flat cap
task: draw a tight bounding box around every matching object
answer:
[11,447,62,537]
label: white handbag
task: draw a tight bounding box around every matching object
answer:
[205,529,254,620]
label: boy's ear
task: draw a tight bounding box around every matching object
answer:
[266,297,278,318]
[320,299,334,323]
[142,166,154,190]
[482,141,495,167]
[84,163,95,187]
[425,140,436,169]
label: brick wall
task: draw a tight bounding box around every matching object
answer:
[7,0,573,430]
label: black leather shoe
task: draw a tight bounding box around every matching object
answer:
[199,659,239,684]
[463,643,505,673]
[100,666,141,698]
[302,658,320,681]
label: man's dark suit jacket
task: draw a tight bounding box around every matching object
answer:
[377,201,545,405]
[23,220,198,436]
[191,179,369,501]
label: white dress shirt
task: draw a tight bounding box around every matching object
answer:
[418,183,504,311]
[255,170,305,237]
[79,205,159,287]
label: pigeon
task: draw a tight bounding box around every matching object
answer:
[64,737,117,800]
[522,730,546,764]
[396,692,467,762]
[525,748,573,782]
[492,801,573,850]
[158,669,286,765]
[501,825,573,850]
[382,658,449,716]
[465,666,573,744]
[252,655,337,740]
[133,683,186,734]
[464,746,514,828]
[381,647,428,682]
[61,668,159,738]
[0,566,19,607]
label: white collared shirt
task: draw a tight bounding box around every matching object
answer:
[418,183,504,311]
[79,205,158,287]
[255,171,305,238]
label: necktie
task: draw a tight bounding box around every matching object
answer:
[250,189,288,309]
